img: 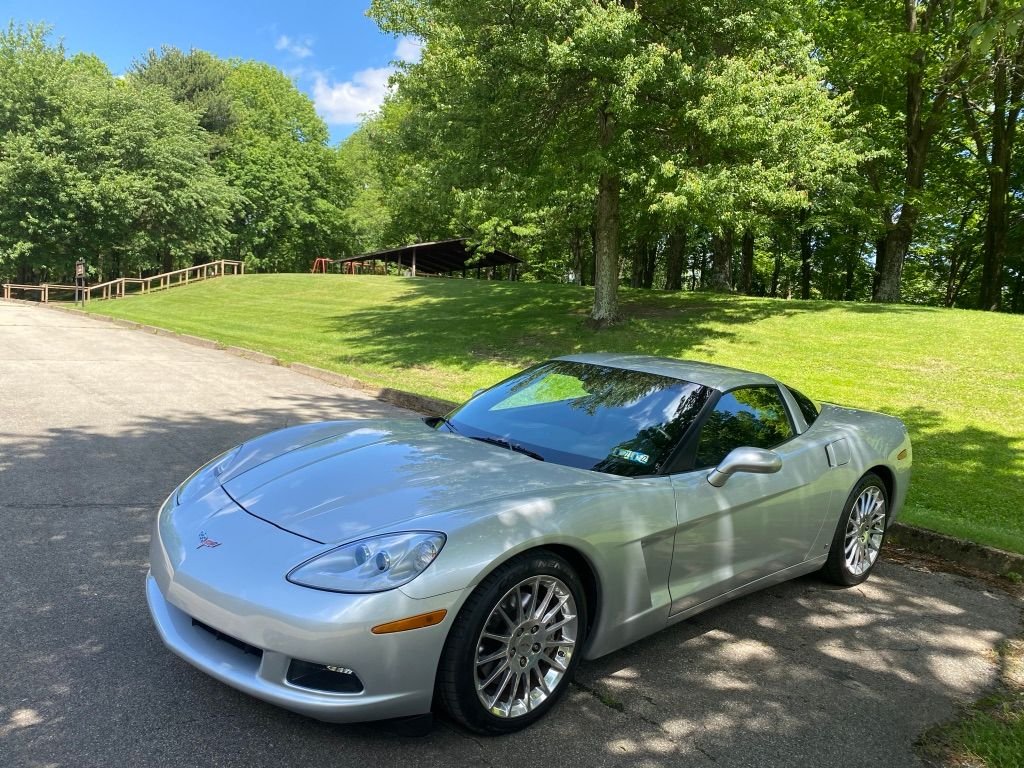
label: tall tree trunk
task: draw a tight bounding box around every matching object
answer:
[874,0,966,303]
[740,229,755,295]
[1010,270,1024,313]
[770,251,782,297]
[642,241,656,289]
[570,228,584,286]
[875,220,914,302]
[630,238,646,288]
[969,26,1022,311]
[981,172,1009,309]
[710,228,734,292]
[591,107,620,324]
[872,237,886,299]
[843,256,856,301]
[664,227,686,291]
[799,212,813,300]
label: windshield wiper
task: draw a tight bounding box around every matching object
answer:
[424,415,461,434]
[469,435,545,462]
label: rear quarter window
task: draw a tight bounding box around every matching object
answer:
[786,386,820,426]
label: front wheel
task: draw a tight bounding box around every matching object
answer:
[436,550,587,734]
[822,472,889,586]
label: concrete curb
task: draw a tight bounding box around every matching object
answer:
[225,346,280,366]
[888,523,1024,578]
[8,297,1020,578]
[288,363,457,416]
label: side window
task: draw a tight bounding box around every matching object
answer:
[786,386,819,426]
[695,386,795,468]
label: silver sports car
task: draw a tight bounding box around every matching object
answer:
[147,354,912,734]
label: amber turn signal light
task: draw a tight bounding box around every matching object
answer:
[371,609,448,634]
[897,449,908,460]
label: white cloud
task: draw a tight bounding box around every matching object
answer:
[275,34,313,59]
[310,37,422,127]
[394,36,423,62]
[312,67,393,125]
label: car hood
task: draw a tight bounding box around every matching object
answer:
[220,419,607,543]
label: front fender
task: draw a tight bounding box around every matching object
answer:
[400,476,679,660]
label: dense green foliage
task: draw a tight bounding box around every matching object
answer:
[0,24,353,284]
[85,275,1024,555]
[359,0,1024,319]
[3,6,1024,317]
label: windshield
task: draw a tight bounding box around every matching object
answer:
[445,360,712,477]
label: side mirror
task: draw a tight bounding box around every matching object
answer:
[707,447,782,487]
[470,388,486,399]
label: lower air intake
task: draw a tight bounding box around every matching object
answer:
[286,660,364,694]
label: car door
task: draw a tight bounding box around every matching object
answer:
[667,385,832,615]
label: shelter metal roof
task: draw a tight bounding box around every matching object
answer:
[337,238,522,275]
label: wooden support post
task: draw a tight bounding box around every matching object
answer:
[412,247,417,277]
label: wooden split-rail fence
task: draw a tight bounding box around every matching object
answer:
[1,260,245,303]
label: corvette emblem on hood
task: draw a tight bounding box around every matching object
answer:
[196,531,222,550]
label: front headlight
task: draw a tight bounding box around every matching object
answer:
[175,445,241,505]
[287,531,446,593]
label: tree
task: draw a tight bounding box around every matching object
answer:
[958,3,1024,309]
[219,62,354,270]
[0,24,235,282]
[336,125,391,254]
[129,46,237,150]
[77,73,238,275]
[819,1,997,304]
[370,0,676,324]
[369,0,859,317]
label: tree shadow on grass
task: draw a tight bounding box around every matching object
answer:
[325,280,929,375]
[892,407,1024,551]
[0,393,1020,767]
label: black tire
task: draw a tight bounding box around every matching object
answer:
[822,472,889,586]
[436,550,588,735]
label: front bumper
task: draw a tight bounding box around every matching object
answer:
[147,488,460,723]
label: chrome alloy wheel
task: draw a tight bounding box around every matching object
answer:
[844,485,886,575]
[474,575,578,718]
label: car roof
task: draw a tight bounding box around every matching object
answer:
[555,353,778,392]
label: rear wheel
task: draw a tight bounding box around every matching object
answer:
[436,550,587,734]
[822,472,888,586]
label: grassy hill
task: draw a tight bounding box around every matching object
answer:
[84,274,1024,555]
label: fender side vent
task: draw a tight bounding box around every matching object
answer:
[825,438,851,468]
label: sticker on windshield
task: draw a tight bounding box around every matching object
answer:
[612,448,650,465]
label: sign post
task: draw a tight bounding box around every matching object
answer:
[75,259,86,306]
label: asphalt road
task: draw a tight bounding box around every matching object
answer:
[1,300,1020,768]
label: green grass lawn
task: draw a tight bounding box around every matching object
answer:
[84,274,1024,554]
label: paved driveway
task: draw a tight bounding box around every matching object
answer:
[1,301,1020,768]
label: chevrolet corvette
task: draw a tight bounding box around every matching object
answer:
[146,354,912,733]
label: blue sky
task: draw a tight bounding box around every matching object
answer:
[2,0,416,143]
